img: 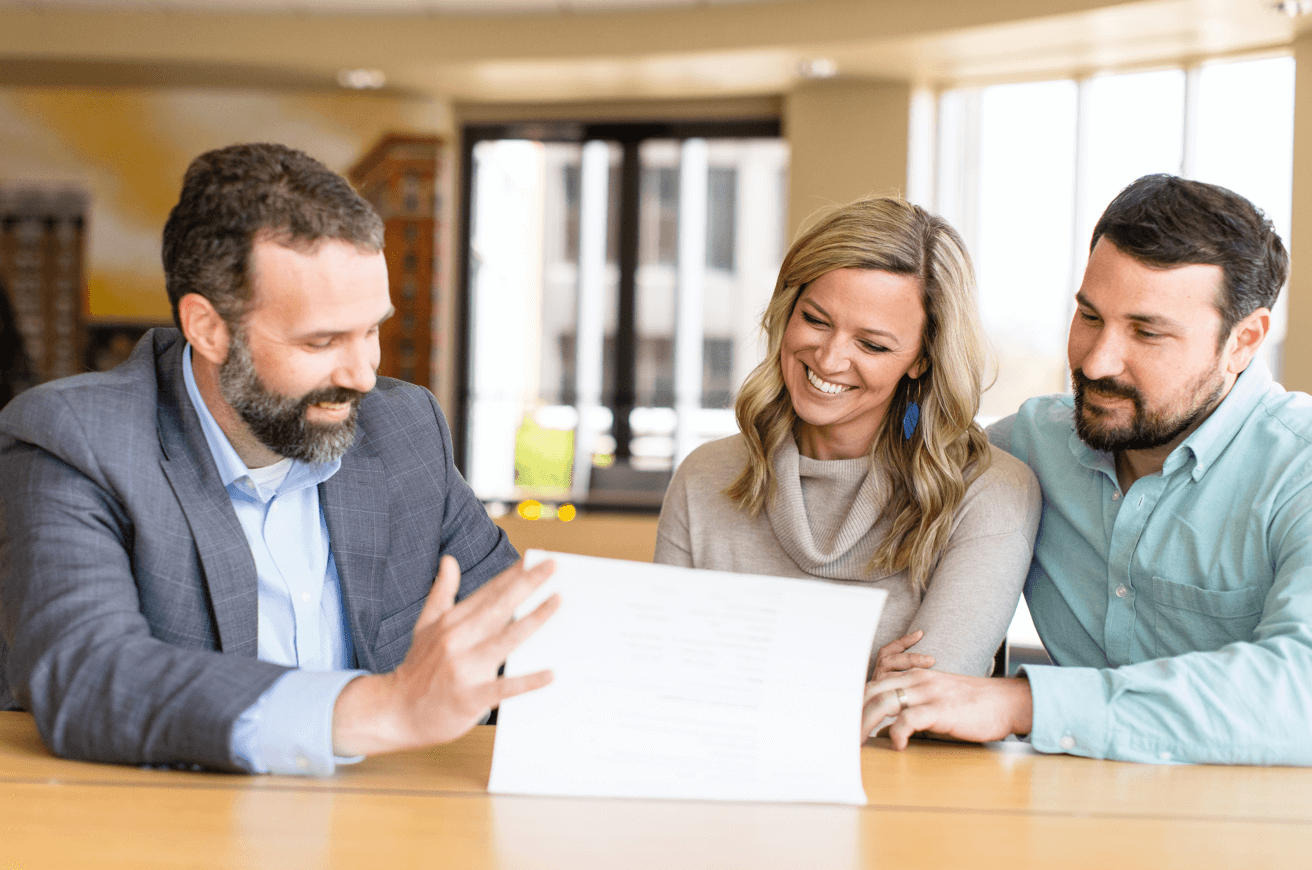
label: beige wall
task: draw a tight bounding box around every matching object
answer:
[0,88,449,323]
[3,28,1306,397]
[783,78,910,240]
[1289,35,1312,394]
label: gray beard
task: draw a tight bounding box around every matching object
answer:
[218,330,363,464]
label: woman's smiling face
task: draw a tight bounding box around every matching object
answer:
[780,267,926,460]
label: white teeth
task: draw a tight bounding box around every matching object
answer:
[806,367,851,395]
[315,402,350,410]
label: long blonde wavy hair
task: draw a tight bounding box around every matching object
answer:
[726,196,990,591]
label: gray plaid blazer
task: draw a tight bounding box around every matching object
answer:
[0,329,515,770]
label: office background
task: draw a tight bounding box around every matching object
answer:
[0,0,1306,592]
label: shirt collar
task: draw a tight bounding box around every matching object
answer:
[1066,413,1118,484]
[1169,356,1274,481]
[181,345,341,499]
[1061,357,1275,484]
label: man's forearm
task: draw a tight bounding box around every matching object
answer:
[332,672,409,757]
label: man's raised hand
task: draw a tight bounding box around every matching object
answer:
[332,555,559,757]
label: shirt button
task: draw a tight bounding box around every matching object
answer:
[1060,735,1076,750]
[301,592,313,603]
[296,756,310,771]
[1115,585,1128,598]
[1158,751,1172,761]
[1111,492,1121,501]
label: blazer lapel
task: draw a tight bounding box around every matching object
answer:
[320,436,389,672]
[154,334,260,657]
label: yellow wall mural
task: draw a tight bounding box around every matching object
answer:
[0,87,449,322]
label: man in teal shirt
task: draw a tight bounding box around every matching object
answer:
[864,174,1312,764]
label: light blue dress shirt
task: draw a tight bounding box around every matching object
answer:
[182,347,367,774]
[990,359,1312,765]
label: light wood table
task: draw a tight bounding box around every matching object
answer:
[2,711,1309,869]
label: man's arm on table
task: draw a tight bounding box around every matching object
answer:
[1008,482,1312,765]
[3,433,556,770]
[865,599,1312,766]
[228,562,549,775]
[0,389,557,771]
[0,400,286,770]
[864,422,1312,765]
[230,386,526,774]
[236,556,562,770]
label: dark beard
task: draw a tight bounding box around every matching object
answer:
[219,330,363,464]
[1071,368,1222,453]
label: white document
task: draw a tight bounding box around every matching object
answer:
[488,550,886,805]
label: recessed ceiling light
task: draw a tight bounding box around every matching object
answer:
[797,58,838,79]
[338,68,386,89]
[1273,0,1312,16]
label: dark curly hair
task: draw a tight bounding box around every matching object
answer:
[161,143,384,328]
[1091,174,1288,344]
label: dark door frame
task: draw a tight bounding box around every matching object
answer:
[454,117,782,494]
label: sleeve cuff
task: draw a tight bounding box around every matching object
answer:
[1019,664,1110,758]
[231,669,369,775]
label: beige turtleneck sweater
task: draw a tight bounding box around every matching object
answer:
[654,435,1041,678]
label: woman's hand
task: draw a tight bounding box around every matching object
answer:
[871,629,935,683]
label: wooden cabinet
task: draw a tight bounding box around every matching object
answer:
[0,187,87,383]
[348,135,446,394]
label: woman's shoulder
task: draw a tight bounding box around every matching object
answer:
[960,441,1042,522]
[973,441,1039,488]
[673,435,750,489]
[666,433,750,524]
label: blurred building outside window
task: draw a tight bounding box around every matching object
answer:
[931,54,1294,424]
[462,122,788,511]
[925,54,1295,661]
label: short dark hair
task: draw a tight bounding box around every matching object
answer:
[1090,174,1288,342]
[161,143,384,329]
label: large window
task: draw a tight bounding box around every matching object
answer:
[932,55,1295,422]
[458,121,789,510]
[930,55,1295,658]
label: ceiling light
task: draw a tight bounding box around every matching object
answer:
[797,58,838,80]
[337,69,386,89]
[1273,1,1312,16]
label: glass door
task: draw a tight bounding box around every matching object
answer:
[459,120,788,511]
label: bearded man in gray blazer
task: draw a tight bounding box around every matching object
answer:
[0,143,558,773]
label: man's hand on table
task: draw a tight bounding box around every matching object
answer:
[332,555,559,757]
[861,670,1034,749]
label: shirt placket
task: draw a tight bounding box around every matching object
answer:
[1103,474,1166,665]
[263,489,325,668]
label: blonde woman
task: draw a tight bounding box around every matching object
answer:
[654,197,1040,733]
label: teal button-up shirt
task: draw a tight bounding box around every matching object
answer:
[990,359,1312,764]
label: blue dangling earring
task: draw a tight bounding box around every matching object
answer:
[901,382,921,441]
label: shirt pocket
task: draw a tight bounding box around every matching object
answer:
[1151,575,1263,658]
